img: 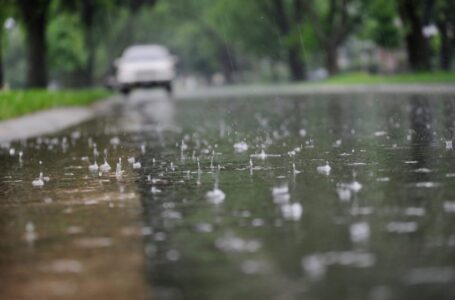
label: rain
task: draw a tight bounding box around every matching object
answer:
[2,93,455,299]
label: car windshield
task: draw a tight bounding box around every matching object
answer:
[123,47,168,61]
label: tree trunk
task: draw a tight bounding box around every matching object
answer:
[82,0,95,86]
[288,47,305,80]
[289,0,305,81]
[398,0,431,71]
[325,44,338,75]
[0,30,3,89]
[218,43,238,84]
[19,0,49,88]
[271,0,305,81]
[436,20,452,71]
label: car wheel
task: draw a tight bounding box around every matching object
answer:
[164,82,173,94]
[120,86,131,96]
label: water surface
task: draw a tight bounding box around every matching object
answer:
[2,92,455,300]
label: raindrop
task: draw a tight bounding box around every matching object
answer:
[317,161,331,175]
[234,141,249,153]
[386,222,417,233]
[166,249,180,261]
[350,222,370,243]
[405,207,426,216]
[281,203,303,221]
[24,221,37,243]
[116,158,124,179]
[335,185,351,201]
[32,172,45,187]
[110,137,120,146]
[151,186,162,194]
[292,163,301,175]
[443,201,455,213]
[88,161,99,172]
[206,187,225,204]
[206,165,225,204]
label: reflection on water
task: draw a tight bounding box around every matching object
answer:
[1,92,455,300]
[135,94,455,300]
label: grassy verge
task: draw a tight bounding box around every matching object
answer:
[0,89,111,121]
[320,71,455,84]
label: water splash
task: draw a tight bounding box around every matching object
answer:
[317,161,331,175]
[206,165,225,204]
[350,222,370,243]
[32,172,45,187]
[281,203,303,221]
[99,149,111,172]
[115,158,124,180]
[250,150,280,160]
[88,161,99,172]
[234,141,248,153]
[24,221,37,244]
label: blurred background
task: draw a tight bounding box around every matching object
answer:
[0,0,453,89]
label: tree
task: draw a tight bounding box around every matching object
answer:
[364,0,401,50]
[305,0,365,75]
[260,0,306,81]
[149,0,241,83]
[433,0,454,70]
[16,0,50,88]
[0,0,10,88]
[57,0,157,86]
[47,13,87,86]
[397,0,432,71]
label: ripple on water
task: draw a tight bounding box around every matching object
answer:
[49,259,84,274]
[386,222,418,233]
[302,251,376,279]
[280,203,303,221]
[233,141,249,153]
[404,267,455,285]
[74,237,112,248]
[350,222,370,243]
[443,201,455,213]
[404,207,426,216]
[215,233,261,253]
[206,188,225,204]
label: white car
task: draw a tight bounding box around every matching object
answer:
[115,45,176,95]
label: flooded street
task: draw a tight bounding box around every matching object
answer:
[2,90,455,300]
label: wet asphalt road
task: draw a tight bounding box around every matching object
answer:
[2,89,455,300]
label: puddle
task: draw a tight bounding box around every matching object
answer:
[2,93,455,299]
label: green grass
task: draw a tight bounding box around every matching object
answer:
[320,71,455,84]
[0,89,111,121]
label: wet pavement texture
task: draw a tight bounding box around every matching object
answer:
[2,90,455,300]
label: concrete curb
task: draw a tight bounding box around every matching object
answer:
[176,84,455,100]
[0,96,121,144]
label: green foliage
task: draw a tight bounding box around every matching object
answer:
[3,26,26,88]
[0,89,111,120]
[2,0,452,88]
[363,0,401,49]
[321,71,455,84]
[47,14,86,73]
